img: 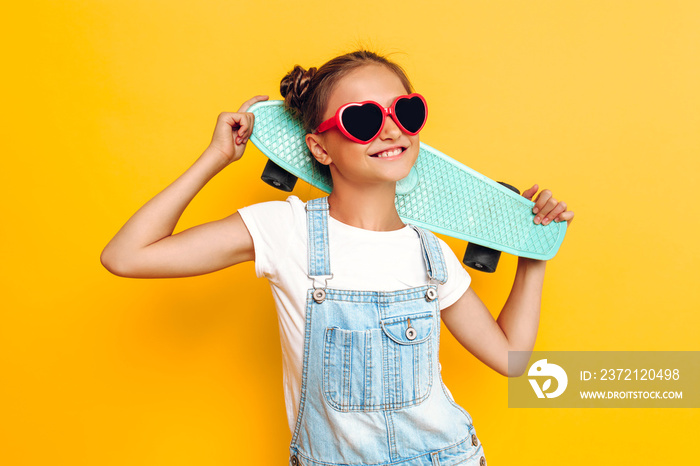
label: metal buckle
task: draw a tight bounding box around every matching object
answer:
[425,285,438,302]
[308,274,333,304]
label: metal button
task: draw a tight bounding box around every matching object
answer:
[291,455,299,466]
[425,287,437,301]
[405,327,417,340]
[472,434,478,446]
[313,288,326,303]
[480,456,486,466]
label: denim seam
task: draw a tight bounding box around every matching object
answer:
[290,297,315,451]
[381,318,434,345]
[412,226,434,280]
[429,232,448,284]
[396,337,403,405]
[425,230,448,284]
[381,311,434,325]
[448,445,485,466]
[317,289,434,304]
[321,342,434,412]
[322,341,432,411]
[435,297,474,426]
[364,330,371,408]
[292,433,477,466]
[343,330,352,407]
[385,410,398,461]
[413,342,419,401]
[412,225,448,285]
[432,435,479,466]
[306,197,331,278]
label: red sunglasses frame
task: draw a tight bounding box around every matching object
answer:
[314,93,428,144]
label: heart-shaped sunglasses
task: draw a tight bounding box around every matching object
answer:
[314,93,428,144]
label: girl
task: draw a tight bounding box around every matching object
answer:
[102,50,574,466]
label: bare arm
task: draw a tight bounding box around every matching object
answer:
[441,185,574,377]
[441,258,546,377]
[100,95,268,278]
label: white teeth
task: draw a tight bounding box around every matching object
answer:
[374,148,403,158]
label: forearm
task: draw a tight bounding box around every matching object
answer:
[496,257,547,352]
[102,148,227,262]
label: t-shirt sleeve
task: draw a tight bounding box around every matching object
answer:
[437,238,471,309]
[237,196,301,280]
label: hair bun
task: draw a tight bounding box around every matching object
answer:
[280,65,317,116]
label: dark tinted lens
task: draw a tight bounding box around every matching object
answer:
[395,96,426,133]
[341,103,383,142]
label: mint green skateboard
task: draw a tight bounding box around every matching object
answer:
[248,100,567,272]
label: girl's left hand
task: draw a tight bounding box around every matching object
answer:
[521,184,575,227]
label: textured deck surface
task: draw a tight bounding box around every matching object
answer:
[249,101,566,260]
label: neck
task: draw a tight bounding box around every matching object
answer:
[327,182,404,231]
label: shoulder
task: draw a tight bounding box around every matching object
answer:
[238,195,306,227]
[429,233,472,308]
[413,226,461,266]
[237,196,308,279]
[434,235,459,260]
[238,194,306,215]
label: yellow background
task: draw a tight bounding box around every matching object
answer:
[2,1,698,464]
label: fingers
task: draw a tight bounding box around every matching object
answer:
[525,185,574,227]
[221,95,269,145]
[531,189,563,225]
[234,113,254,145]
[237,94,269,113]
[215,112,253,145]
[556,210,575,226]
[521,184,539,201]
[532,189,552,220]
[542,201,567,225]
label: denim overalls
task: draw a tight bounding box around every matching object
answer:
[288,198,487,466]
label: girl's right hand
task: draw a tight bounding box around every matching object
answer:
[207,95,269,166]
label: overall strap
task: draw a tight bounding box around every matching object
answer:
[410,225,448,285]
[305,197,332,277]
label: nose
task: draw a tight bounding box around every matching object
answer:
[379,114,402,140]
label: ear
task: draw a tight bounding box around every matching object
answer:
[305,133,333,166]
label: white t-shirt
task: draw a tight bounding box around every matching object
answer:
[238,196,471,433]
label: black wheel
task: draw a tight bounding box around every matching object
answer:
[497,181,520,195]
[261,159,298,192]
[462,182,520,272]
[463,243,501,273]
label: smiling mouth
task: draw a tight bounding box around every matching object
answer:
[369,147,406,158]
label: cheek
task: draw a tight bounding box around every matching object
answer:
[408,135,421,156]
[326,134,366,161]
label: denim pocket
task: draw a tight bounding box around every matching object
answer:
[322,312,434,412]
[380,312,434,408]
[323,327,383,412]
[380,312,433,345]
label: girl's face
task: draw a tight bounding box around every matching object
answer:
[307,64,420,187]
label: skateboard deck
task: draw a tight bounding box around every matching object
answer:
[248,100,567,262]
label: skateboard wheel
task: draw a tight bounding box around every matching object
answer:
[463,243,501,273]
[461,182,518,272]
[261,159,298,192]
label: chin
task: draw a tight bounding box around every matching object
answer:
[382,160,416,184]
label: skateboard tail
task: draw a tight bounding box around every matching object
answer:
[249,101,332,193]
